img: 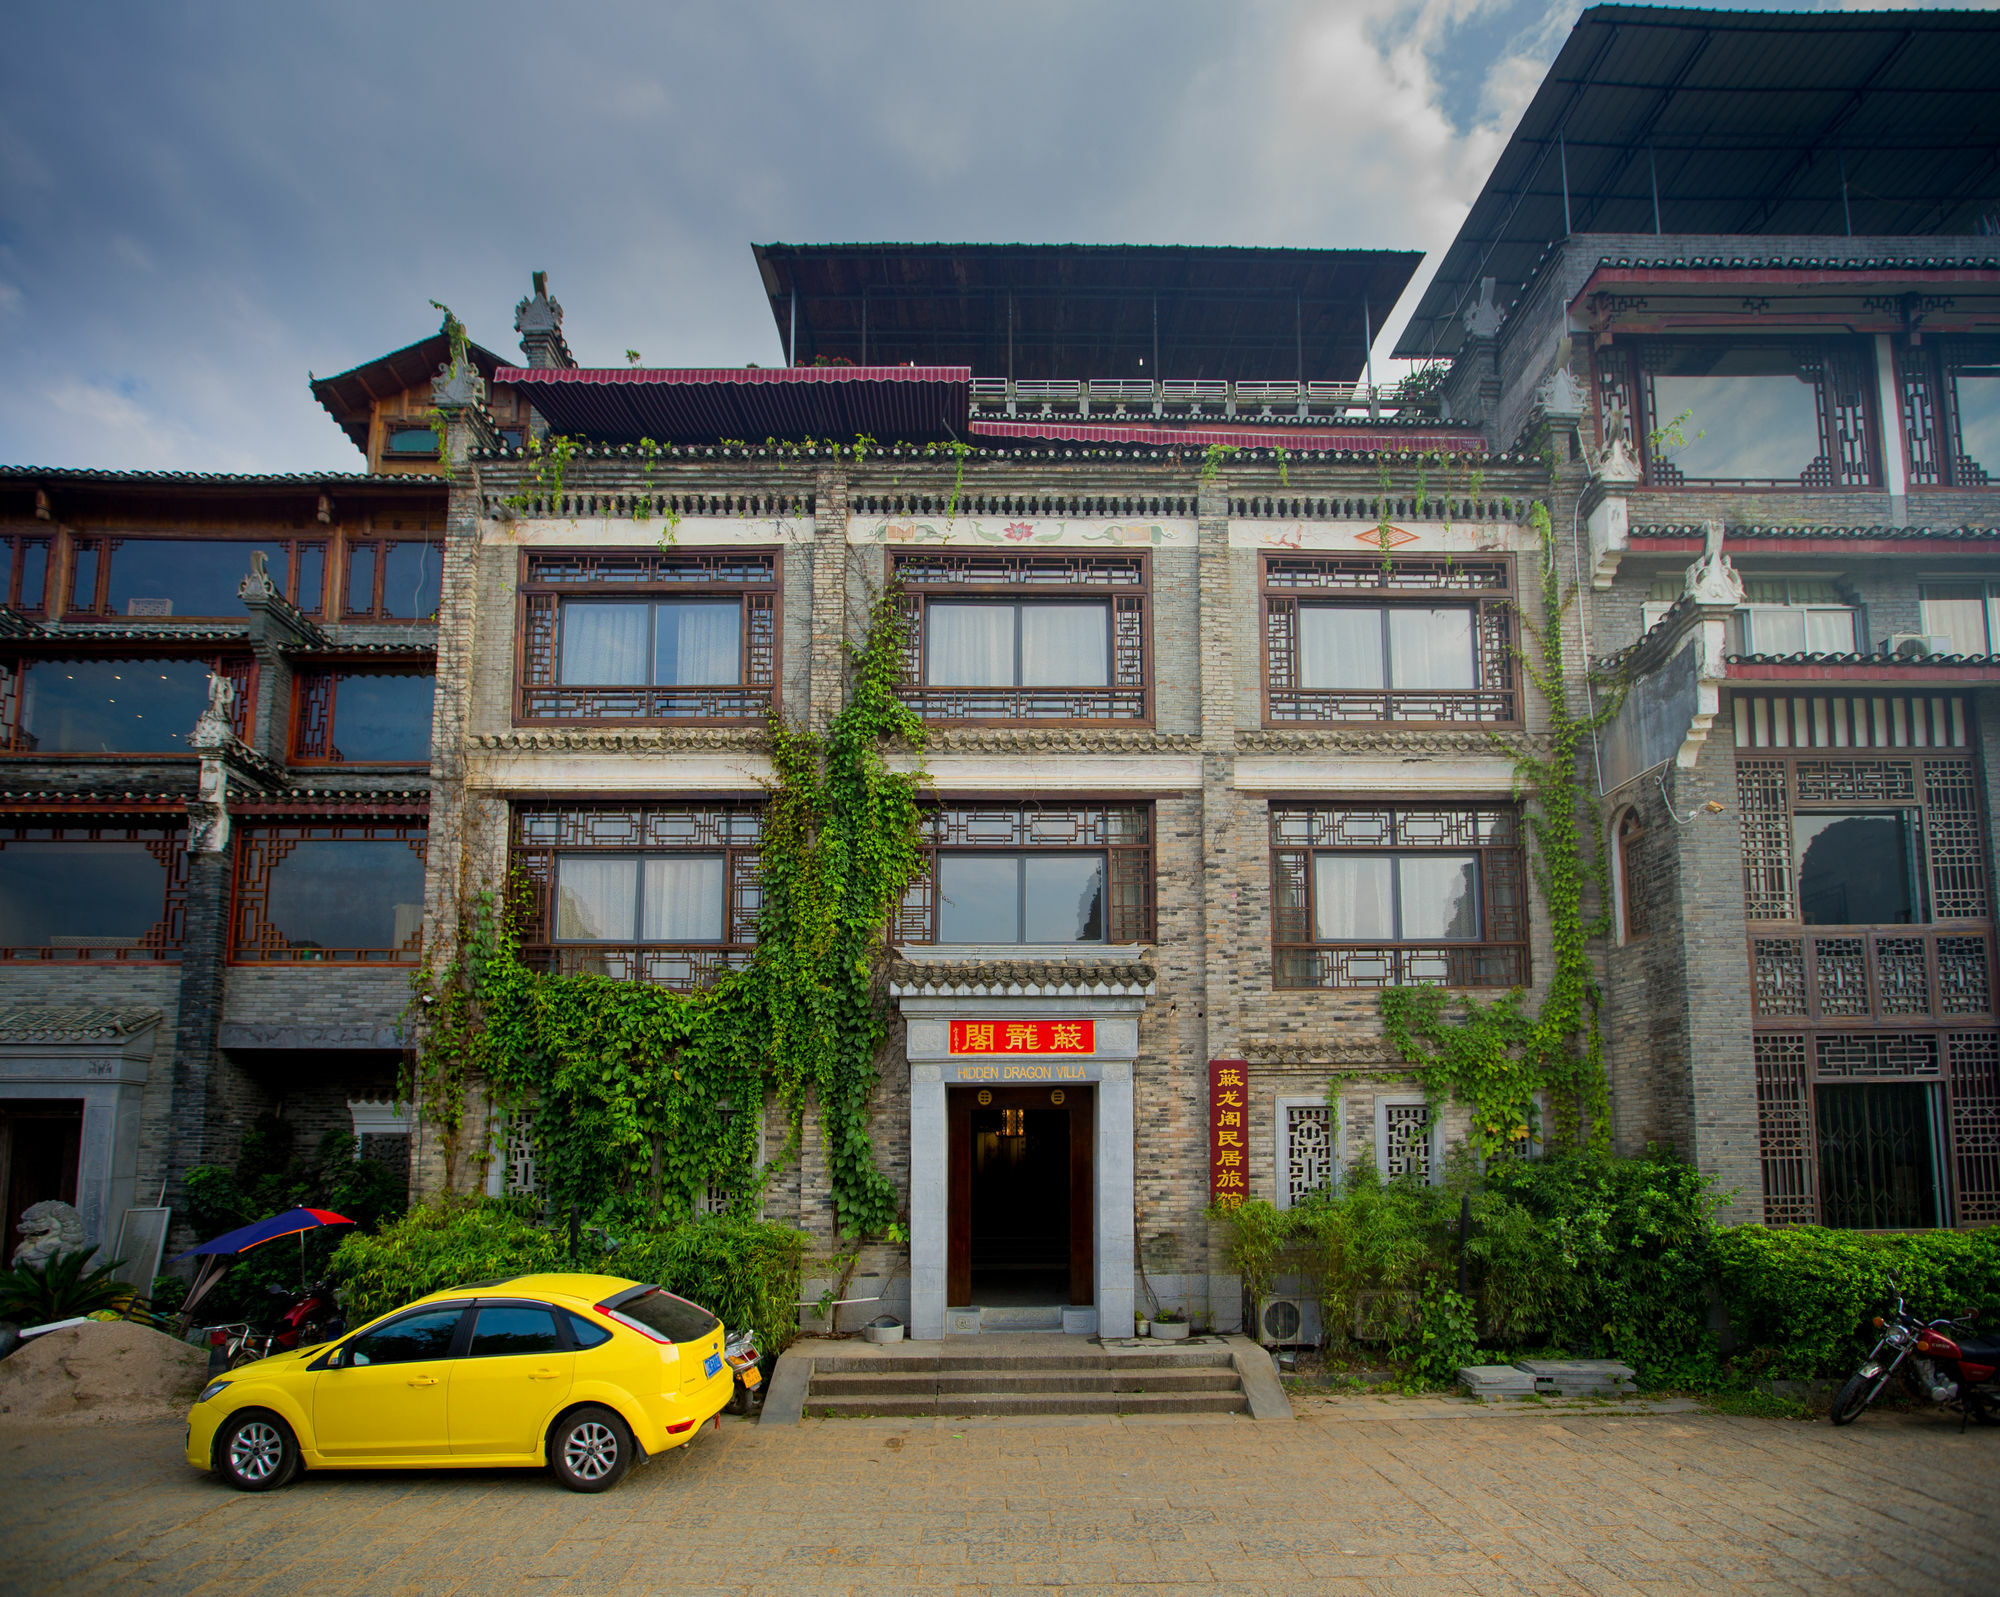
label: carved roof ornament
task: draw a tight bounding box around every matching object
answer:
[238,548,279,604]
[1683,517,1745,607]
[1462,276,1503,339]
[514,269,575,370]
[431,359,486,411]
[1597,398,1641,484]
[1533,366,1586,421]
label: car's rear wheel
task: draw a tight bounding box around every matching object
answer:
[549,1405,632,1493]
[215,1410,300,1491]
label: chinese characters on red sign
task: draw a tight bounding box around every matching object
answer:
[1209,1058,1248,1202]
[948,1020,1096,1055]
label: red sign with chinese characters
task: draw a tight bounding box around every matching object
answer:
[947,1020,1095,1055]
[1209,1058,1249,1202]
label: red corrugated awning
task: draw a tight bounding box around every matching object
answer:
[497,365,970,443]
[967,418,1485,454]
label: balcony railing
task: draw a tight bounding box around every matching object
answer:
[1750,925,1994,1024]
[1275,943,1526,990]
[527,943,753,991]
[967,377,1442,424]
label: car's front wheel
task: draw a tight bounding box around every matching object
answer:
[548,1405,633,1493]
[215,1410,301,1491]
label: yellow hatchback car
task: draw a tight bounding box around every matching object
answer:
[185,1273,733,1493]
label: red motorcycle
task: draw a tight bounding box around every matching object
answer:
[1832,1279,2000,1430]
[207,1280,346,1371]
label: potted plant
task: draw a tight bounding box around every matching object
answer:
[1151,1308,1190,1341]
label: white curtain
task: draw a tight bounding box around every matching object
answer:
[927,603,1014,686]
[1387,608,1476,690]
[1921,586,1990,656]
[1397,854,1480,940]
[659,602,741,686]
[1297,607,1383,690]
[1805,608,1857,654]
[1020,604,1109,686]
[555,856,638,940]
[559,601,650,685]
[642,856,725,941]
[1313,855,1393,941]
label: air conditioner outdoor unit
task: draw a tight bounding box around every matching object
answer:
[1251,1294,1323,1348]
[1886,633,1953,660]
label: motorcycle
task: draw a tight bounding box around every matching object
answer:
[207,1280,347,1371]
[723,1328,763,1415]
[1831,1279,2000,1430]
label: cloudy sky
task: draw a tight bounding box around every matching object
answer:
[0,0,1918,474]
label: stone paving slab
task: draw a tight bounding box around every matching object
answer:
[3,1400,1997,1594]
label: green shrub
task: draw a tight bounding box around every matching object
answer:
[1407,1281,1478,1386]
[331,1197,562,1323]
[0,1247,131,1324]
[603,1214,809,1353]
[1714,1224,2000,1379]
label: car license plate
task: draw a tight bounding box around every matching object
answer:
[704,1352,723,1379]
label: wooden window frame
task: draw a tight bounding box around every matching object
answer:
[1260,554,1519,727]
[61,532,330,620]
[0,818,189,961]
[896,798,1155,945]
[1270,801,1528,989]
[1597,336,1880,490]
[890,550,1151,726]
[228,818,429,965]
[1898,335,2000,490]
[514,548,780,726]
[290,662,435,766]
[509,797,763,990]
[1615,808,1648,943]
[0,533,52,616]
[0,650,254,756]
[342,534,444,622]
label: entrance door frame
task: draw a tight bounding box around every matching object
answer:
[947,1083,1094,1307]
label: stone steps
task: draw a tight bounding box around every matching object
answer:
[813,1368,1242,1397]
[797,1340,1254,1419]
[806,1389,1249,1418]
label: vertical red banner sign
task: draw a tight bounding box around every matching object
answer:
[1209,1058,1249,1202]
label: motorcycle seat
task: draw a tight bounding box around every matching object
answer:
[1950,1336,2000,1362]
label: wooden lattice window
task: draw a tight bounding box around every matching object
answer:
[0,535,50,615]
[896,802,1153,944]
[890,550,1149,724]
[0,653,253,755]
[515,548,778,724]
[510,799,762,990]
[1261,555,1517,725]
[63,534,328,619]
[230,820,428,963]
[1270,803,1527,989]
[0,819,188,960]
[1899,336,2000,489]
[291,667,434,764]
[343,536,443,621]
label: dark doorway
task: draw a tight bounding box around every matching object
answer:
[948,1085,1093,1308]
[1817,1082,1941,1229]
[1,1099,84,1256]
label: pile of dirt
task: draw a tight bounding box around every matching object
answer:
[0,1321,208,1425]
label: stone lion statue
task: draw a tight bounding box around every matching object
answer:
[12,1200,88,1269]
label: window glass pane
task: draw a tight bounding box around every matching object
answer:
[927,604,1014,686]
[1954,367,2000,479]
[467,1306,562,1357]
[1796,813,1914,925]
[1398,854,1481,940]
[565,1311,612,1349]
[347,1308,463,1366]
[938,854,1020,942]
[380,542,442,620]
[18,541,47,611]
[1922,585,1989,656]
[610,1288,717,1344]
[68,543,98,612]
[18,659,213,754]
[294,544,324,615]
[384,426,439,456]
[640,855,724,941]
[106,539,286,619]
[1650,347,1824,480]
[0,840,168,950]
[1023,853,1104,942]
[555,856,638,940]
[327,673,433,763]
[1805,609,1857,654]
[655,601,741,686]
[345,543,375,615]
[1744,607,1806,655]
[559,601,651,685]
[1387,608,1476,690]
[259,838,426,955]
[1297,607,1383,690]
[1312,855,1393,941]
[1019,604,1109,687]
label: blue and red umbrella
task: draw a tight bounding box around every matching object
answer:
[174,1207,357,1324]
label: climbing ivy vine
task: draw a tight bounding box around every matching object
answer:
[1375,501,1615,1156]
[408,591,928,1237]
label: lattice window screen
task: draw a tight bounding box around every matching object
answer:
[1737,761,1793,919]
[1284,1103,1334,1207]
[1950,1032,2000,1224]
[1381,1102,1433,1183]
[502,1111,537,1196]
[1755,1035,1814,1226]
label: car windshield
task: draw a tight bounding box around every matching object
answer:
[613,1287,718,1343]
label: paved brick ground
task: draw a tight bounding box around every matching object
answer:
[5,1401,1997,1595]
